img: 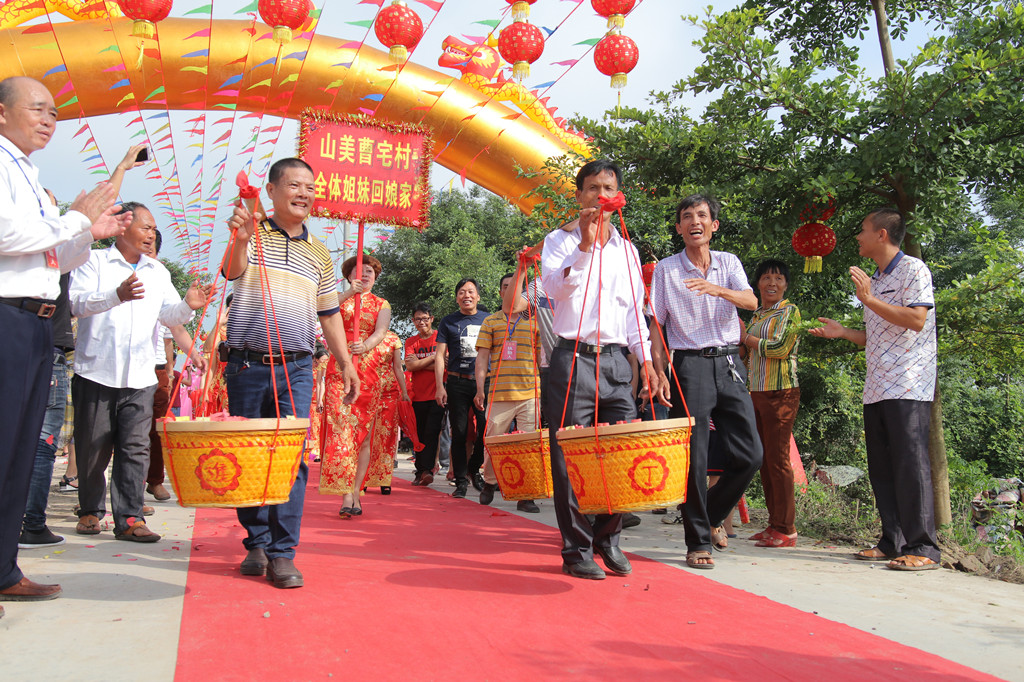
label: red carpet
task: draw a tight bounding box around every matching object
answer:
[176,465,996,681]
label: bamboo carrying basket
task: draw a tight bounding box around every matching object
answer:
[555,417,694,514]
[158,417,309,508]
[484,429,553,501]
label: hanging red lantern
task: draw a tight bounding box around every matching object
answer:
[594,30,638,89]
[117,0,173,40]
[258,0,312,46]
[374,0,424,63]
[792,222,837,273]
[498,19,545,81]
[591,0,635,29]
[505,0,538,21]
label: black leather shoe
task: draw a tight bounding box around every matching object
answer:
[621,512,641,529]
[595,545,632,575]
[516,499,540,513]
[452,483,468,499]
[479,482,497,505]
[240,547,269,576]
[561,559,606,580]
[266,557,304,588]
[472,472,485,492]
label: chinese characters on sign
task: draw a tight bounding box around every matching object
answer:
[298,110,433,229]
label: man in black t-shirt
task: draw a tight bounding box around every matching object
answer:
[434,278,489,498]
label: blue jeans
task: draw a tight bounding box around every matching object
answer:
[23,351,70,532]
[225,355,313,560]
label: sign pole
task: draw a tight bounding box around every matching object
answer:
[351,219,365,345]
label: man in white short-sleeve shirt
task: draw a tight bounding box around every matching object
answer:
[811,208,940,571]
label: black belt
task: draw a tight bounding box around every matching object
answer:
[228,347,311,365]
[555,336,620,355]
[448,371,474,381]
[154,364,167,371]
[678,345,741,358]
[0,297,57,319]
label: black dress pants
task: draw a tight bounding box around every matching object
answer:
[412,399,445,476]
[446,376,485,486]
[0,306,53,590]
[546,346,634,565]
[669,352,762,553]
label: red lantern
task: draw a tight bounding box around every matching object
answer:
[592,0,635,29]
[498,19,545,81]
[594,31,638,89]
[117,0,173,40]
[505,0,538,21]
[792,222,837,273]
[258,0,312,46]
[373,0,424,64]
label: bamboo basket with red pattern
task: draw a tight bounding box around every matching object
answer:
[484,429,553,501]
[158,417,309,508]
[555,418,693,514]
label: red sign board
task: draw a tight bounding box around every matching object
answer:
[298,109,433,229]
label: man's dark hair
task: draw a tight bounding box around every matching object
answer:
[498,272,518,291]
[154,229,163,256]
[675,194,721,223]
[225,293,234,308]
[866,208,906,246]
[117,200,148,216]
[268,157,314,184]
[752,259,790,288]
[575,158,622,190]
[454,277,479,297]
[413,302,433,317]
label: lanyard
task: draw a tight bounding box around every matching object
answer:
[505,313,523,338]
[0,145,46,218]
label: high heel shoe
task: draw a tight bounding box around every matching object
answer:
[350,506,363,517]
[339,507,353,518]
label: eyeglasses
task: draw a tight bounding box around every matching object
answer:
[412,316,431,323]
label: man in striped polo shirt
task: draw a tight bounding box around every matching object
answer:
[224,157,358,589]
[474,272,541,513]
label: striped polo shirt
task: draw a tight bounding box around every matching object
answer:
[745,299,801,392]
[226,218,339,355]
[476,311,540,402]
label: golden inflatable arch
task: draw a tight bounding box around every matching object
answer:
[0,17,578,213]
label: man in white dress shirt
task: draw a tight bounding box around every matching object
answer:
[70,202,210,542]
[541,159,666,580]
[0,76,129,613]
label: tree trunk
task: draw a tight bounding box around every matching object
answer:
[901,224,953,527]
[870,0,896,75]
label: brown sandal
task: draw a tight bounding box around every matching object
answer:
[75,514,101,535]
[854,546,894,561]
[887,555,940,571]
[686,550,715,570]
[711,526,729,551]
[115,521,161,543]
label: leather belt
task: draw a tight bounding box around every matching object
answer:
[447,371,474,381]
[0,297,57,319]
[555,336,620,355]
[228,347,311,365]
[678,345,741,358]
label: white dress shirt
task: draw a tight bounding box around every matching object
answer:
[71,246,193,389]
[541,223,651,360]
[0,134,93,299]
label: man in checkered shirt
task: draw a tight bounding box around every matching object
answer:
[650,195,762,570]
[811,208,940,571]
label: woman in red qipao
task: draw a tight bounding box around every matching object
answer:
[319,255,409,517]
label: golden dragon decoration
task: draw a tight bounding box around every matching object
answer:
[439,34,592,158]
[0,0,121,29]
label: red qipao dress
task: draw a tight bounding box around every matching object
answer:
[318,293,402,495]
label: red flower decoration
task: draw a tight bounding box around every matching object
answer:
[235,171,260,200]
[594,31,639,89]
[374,1,424,64]
[195,448,243,496]
[628,451,670,495]
[498,19,545,81]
